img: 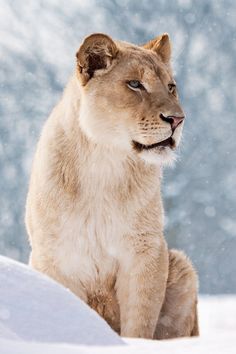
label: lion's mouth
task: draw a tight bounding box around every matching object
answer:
[132,137,175,152]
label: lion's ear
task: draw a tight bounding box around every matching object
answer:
[76,33,118,85]
[143,33,171,64]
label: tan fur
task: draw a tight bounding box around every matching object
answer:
[25,33,199,339]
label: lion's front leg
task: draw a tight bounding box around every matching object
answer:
[116,236,168,338]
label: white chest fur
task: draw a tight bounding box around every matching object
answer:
[53,150,133,288]
[49,139,161,294]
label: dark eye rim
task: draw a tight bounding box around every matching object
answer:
[168,83,176,93]
[127,80,145,90]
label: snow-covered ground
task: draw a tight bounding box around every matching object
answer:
[0,255,235,353]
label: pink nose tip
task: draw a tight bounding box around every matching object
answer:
[160,114,185,131]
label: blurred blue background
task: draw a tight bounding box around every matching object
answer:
[0,0,236,293]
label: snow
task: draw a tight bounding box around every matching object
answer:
[0,256,123,346]
[0,256,236,353]
[1,0,236,295]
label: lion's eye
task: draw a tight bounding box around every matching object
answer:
[168,83,176,94]
[127,80,144,90]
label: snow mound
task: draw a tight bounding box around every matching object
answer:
[0,255,123,346]
[0,255,236,353]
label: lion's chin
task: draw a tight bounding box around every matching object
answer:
[138,146,177,167]
[132,136,175,151]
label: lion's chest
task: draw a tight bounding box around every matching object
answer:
[53,196,130,287]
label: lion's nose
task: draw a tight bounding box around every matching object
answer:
[160,113,185,132]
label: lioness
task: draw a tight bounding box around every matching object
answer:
[25,33,199,339]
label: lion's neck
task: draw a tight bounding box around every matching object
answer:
[60,75,161,194]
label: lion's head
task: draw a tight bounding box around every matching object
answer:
[76,33,185,165]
